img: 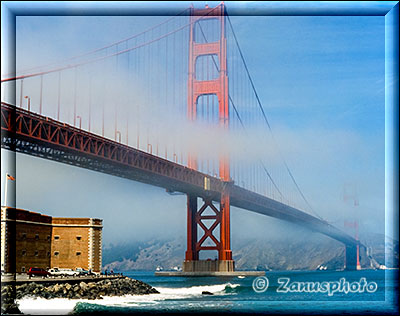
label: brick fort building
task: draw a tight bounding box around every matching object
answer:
[1,207,102,273]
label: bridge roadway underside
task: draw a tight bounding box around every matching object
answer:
[1,103,358,249]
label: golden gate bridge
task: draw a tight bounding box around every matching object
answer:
[1,3,362,272]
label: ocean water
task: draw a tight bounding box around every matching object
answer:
[17,270,398,315]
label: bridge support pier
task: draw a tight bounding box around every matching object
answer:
[344,244,361,271]
[185,195,198,261]
[184,191,234,273]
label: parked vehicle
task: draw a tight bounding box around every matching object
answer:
[47,267,77,276]
[47,268,65,276]
[75,267,90,276]
[27,267,50,277]
[59,268,78,276]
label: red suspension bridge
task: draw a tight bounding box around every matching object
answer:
[1,3,362,272]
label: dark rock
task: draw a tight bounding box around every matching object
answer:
[13,276,159,300]
[1,302,22,315]
[1,285,22,314]
[79,282,88,291]
[202,291,213,295]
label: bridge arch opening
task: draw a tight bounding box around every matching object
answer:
[194,18,221,43]
[195,54,220,81]
[196,94,219,125]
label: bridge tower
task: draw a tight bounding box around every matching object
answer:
[344,220,361,270]
[343,184,361,271]
[184,3,234,273]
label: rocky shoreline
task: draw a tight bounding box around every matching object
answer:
[1,277,159,314]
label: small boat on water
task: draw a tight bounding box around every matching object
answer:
[172,266,182,271]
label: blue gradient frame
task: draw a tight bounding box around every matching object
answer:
[1,1,398,313]
[384,3,399,312]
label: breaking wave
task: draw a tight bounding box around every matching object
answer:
[17,283,241,315]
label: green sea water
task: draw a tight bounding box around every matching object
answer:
[17,269,398,315]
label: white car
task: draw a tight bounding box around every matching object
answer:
[48,268,77,277]
[75,267,96,276]
[60,268,78,276]
[47,268,64,276]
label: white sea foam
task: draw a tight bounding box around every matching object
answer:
[17,282,240,314]
[17,297,82,315]
[156,282,240,297]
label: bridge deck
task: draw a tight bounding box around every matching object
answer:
[1,102,358,247]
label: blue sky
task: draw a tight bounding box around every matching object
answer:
[1,1,393,248]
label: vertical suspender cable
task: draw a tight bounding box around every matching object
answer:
[19,79,24,108]
[88,75,91,132]
[39,75,43,114]
[226,14,322,219]
[57,71,61,121]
